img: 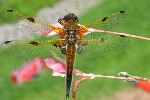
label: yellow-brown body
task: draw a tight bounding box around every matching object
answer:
[61,13,79,98]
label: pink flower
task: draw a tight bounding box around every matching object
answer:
[36,23,63,37]
[45,58,83,77]
[11,57,46,86]
[37,30,56,37]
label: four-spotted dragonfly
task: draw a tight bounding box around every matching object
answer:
[0,10,139,97]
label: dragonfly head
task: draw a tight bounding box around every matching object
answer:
[61,13,79,30]
[63,13,78,23]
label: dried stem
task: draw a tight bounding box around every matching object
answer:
[72,76,91,100]
[51,50,66,65]
[72,73,150,100]
[93,29,150,40]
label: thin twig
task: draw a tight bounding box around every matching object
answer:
[51,50,66,65]
[72,76,91,100]
[72,73,150,100]
[93,29,150,40]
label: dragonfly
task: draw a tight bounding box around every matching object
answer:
[1,10,149,98]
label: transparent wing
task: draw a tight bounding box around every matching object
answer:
[85,11,127,30]
[0,10,64,36]
[0,35,129,67]
[0,39,66,61]
[75,34,130,67]
[75,11,129,66]
[77,11,127,39]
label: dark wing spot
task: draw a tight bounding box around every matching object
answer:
[27,17,35,22]
[102,17,108,22]
[120,35,126,37]
[120,11,125,13]
[7,10,13,12]
[53,44,58,47]
[29,41,39,46]
[4,41,12,44]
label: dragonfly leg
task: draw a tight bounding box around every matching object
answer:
[77,44,84,54]
[61,45,66,54]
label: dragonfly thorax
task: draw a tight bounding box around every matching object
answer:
[65,30,79,45]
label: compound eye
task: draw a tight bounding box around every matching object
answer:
[66,18,70,21]
[73,17,78,22]
[58,18,61,23]
[63,17,70,22]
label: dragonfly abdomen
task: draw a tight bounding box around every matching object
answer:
[66,44,76,98]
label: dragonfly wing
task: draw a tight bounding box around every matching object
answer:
[77,11,127,38]
[85,11,127,30]
[76,35,129,64]
[0,10,65,37]
[76,11,129,63]
[0,39,66,61]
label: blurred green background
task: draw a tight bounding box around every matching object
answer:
[0,0,150,100]
[0,0,58,21]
